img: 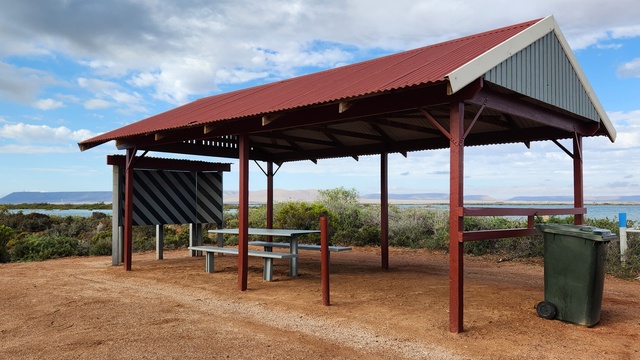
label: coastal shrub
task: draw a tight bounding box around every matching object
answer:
[163,226,190,249]
[388,206,449,250]
[90,237,112,256]
[0,212,54,233]
[315,188,381,246]
[274,201,331,243]
[10,234,87,262]
[0,224,14,263]
[605,231,640,280]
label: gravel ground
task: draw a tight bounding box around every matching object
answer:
[1,247,639,359]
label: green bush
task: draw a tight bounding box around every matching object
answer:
[0,191,637,280]
[90,237,112,256]
[274,201,331,243]
[10,234,87,262]
[164,226,190,249]
[0,224,14,263]
[387,206,449,250]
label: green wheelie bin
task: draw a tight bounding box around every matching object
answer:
[535,223,616,327]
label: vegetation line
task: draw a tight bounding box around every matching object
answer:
[0,189,638,279]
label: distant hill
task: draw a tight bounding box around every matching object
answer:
[508,195,640,202]
[0,192,112,204]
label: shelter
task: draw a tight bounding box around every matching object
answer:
[79,15,616,333]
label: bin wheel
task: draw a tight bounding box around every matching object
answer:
[536,301,557,320]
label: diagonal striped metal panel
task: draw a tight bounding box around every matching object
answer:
[116,169,223,226]
[484,32,599,122]
[132,170,196,225]
[196,172,223,224]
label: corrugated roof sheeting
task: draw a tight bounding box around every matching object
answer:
[484,32,599,122]
[79,19,539,148]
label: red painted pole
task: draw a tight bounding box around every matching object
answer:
[449,101,465,333]
[380,152,389,270]
[238,134,249,291]
[266,161,274,242]
[123,148,136,271]
[320,216,330,306]
[573,134,584,225]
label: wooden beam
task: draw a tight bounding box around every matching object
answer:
[574,134,584,225]
[106,155,231,172]
[468,88,598,135]
[462,228,540,242]
[123,147,137,271]
[238,134,249,291]
[449,101,465,333]
[381,151,389,270]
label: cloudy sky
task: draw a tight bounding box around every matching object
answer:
[0,0,639,200]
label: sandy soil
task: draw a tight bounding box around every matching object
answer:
[1,247,639,359]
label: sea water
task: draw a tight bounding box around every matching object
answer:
[7,204,640,222]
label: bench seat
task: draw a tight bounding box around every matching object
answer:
[188,246,297,281]
[248,241,352,252]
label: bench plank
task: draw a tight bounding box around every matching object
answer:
[188,246,296,281]
[248,241,352,252]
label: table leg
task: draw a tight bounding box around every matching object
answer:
[290,235,298,276]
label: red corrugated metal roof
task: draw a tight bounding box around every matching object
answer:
[79,18,541,149]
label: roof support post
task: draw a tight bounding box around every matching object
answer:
[449,101,465,333]
[123,147,137,271]
[238,134,250,291]
[381,151,389,270]
[573,134,584,225]
[266,161,274,242]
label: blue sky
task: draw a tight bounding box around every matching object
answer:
[0,0,639,200]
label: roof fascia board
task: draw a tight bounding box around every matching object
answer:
[447,16,556,95]
[447,15,615,142]
[106,155,231,172]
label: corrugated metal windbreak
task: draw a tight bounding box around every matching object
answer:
[484,32,599,122]
[79,19,540,148]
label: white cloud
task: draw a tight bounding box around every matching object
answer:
[33,98,64,110]
[0,123,98,143]
[1,0,639,105]
[77,77,118,92]
[0,144,78,154]
[0,62,57,103]
[77,77,146,112]
[83,99,112,109]
[617,58,640,78]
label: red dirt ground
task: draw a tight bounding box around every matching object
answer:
[1,247,639,359]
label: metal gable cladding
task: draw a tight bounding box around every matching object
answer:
[78,18,542,151]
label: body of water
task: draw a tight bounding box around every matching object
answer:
[398,204,640,223]
[7,204,640,223]
[8,209,112,217]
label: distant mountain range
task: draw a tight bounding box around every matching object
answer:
[0,191,113,204]
[2,190,640,204]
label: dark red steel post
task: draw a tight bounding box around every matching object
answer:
[123,148,136,271]
[449,101,465,333]
[238,134,249,291]
[573,134,584,225]
[320,216,330,306]
[381,152,389,270]
[266,161,274,242]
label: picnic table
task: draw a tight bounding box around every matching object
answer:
[207,228,321,276]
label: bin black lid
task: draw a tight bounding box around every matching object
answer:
[535,223,617,242]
